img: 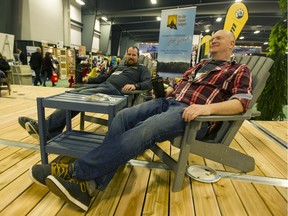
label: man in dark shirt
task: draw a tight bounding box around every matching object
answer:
[17,48,26,65]
[29,47,43,86]
[18,46,152,139]
[0,52,10,75]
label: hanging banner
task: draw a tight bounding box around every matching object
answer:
[224,2,248,39]
[158,7,196,78]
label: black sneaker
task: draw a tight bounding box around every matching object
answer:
[29,163,73,187]
[18,117,39,139]
[45,176,96,212]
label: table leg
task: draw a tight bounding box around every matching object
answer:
[37,98,48,164]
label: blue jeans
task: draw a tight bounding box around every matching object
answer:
[73,98,208,190]
[45,82,122,139]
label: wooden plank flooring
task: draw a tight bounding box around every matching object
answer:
[252,120,288,147]
[0,85,287,216]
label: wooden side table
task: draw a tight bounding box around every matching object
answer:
[37,92,127,164]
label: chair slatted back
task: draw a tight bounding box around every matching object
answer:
[210,56,274,144]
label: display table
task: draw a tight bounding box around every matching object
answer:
[37,92,127,164]
[10,65,32,85]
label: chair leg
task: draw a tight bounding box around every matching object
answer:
[7,83,11,95]
[150,143,191,192]
[172,141,194,192]
[80,112,85,130]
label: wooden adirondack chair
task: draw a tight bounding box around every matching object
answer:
[149,55,274,192]
[79,55,153,129]
[0,77,11,96]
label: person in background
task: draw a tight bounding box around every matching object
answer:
[29,47,43,86]
[18,46,152,140]
[0,52,10,76]
[17,48,26,65]
[0,70,6,79]
[27,30,252,211]
[0,53,11,86]
[41,52,55,87]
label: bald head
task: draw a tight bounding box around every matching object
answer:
[209,30,236,61]
[225,30,235,45]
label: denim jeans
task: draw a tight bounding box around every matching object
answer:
[73,98,207,190]
[45,82,122,139]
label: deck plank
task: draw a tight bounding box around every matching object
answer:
[27,192,65,216]
[204,160,248,216]
[113,167,150,216]
[0,184,49,216]
[254,121,287,145]
[189,155,221,216]
[142,141,170,216]
[230,138,287,215]
[244,121,287,163]
[88,166,131,215]
[170,146,195,216]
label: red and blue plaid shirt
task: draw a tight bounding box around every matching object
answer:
[172,59,252,111]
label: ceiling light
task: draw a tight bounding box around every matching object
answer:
[235,0,242,2]
[151,0,157,4]
[216,17,222,22]
[254,30,260,34]
[101,16,108,21]
[156,16,161,21]
[264,42,268,45]
[239,36,244,39]
[205,29,210,33]
[76,0,85,5]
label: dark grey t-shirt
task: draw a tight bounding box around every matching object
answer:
[87,63,152,91]
[107,64,152,90]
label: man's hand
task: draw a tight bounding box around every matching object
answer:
[165,86,174,97]
[182,104,212,122]
[122,84,136,91]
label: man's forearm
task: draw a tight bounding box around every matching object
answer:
[182,99,245,122]
[208,99,244,115]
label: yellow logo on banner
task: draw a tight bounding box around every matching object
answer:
[167,15,178,29]
[224,2,248,39]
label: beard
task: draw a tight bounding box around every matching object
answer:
[126,58,136,65]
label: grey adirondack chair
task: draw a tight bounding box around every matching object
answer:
[149,55,274,192]
[79,55,153,129]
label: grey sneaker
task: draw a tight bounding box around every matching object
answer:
[45,175,96,212]
[29,163,73,187]
[18,117,39,139]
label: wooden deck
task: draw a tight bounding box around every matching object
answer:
[0,85,287,216]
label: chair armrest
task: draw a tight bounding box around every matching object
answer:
[121,90,149,95]
[251,110,261,117]
[192,109,253,122]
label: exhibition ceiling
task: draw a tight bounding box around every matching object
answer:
[81,0,282,50]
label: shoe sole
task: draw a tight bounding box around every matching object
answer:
[45,176,88,212]
[28,167,47,187]
[25,122,39,139]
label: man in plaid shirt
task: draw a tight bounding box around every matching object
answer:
[29,30,252,211]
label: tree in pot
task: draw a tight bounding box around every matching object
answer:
[256,0,287,120]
